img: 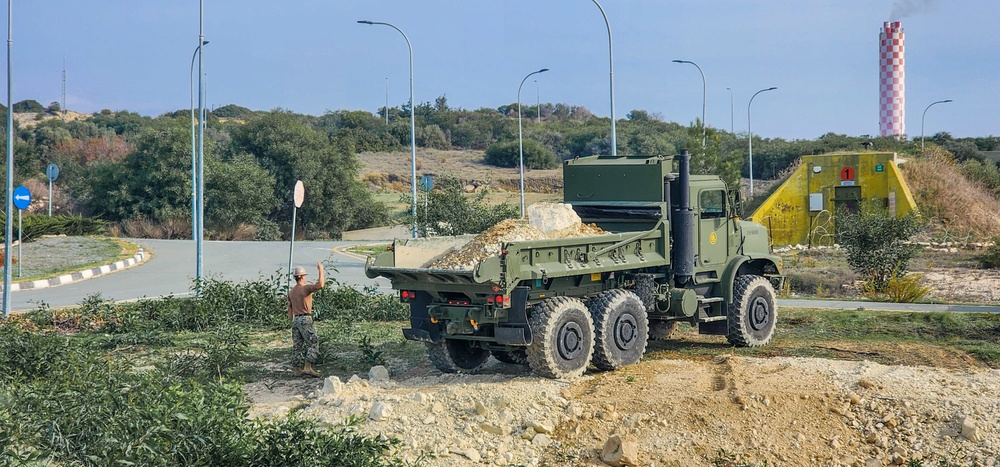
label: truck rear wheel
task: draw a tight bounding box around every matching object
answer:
[491,348,528,365]
[526,297,594,379]
[726,275,777,347]
[588,290,648,370]
[426,339,490,373]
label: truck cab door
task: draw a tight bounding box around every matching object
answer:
[697,189,729,268]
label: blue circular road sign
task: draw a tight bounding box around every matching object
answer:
[12,186,30,210]
[47,163,59,182]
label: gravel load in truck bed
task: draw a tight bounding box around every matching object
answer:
[426,203,606,270]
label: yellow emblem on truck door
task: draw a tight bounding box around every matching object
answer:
[709,232,717,245]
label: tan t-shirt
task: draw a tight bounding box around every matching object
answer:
[288,283,322,316]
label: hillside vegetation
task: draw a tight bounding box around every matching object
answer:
[4,96,999,240]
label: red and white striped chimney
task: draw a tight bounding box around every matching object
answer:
[879,21,905,138]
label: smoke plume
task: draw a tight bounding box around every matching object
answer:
[889,0,936,20]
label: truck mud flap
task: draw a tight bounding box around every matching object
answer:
[403,292,442,343]
[402,328,437,343]
[495,286,532,346]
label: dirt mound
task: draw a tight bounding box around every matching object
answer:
[902,149,1000,240]
[251,355,1000,466]
[427,204,607,270]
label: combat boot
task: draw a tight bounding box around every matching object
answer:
[294,367,304,377]
[300,362,320,377]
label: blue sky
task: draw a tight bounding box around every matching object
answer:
[5,0,997,139]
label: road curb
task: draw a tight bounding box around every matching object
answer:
[6,247,150,292]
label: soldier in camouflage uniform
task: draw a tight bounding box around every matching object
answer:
[288,262,324,377]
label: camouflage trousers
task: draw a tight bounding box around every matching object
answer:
[291,315,319,367]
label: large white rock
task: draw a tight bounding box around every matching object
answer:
[527,203,581,233]
[369,401,392,421]
[322,376,344,396]
[961,416,981,442]
[368,365,390,382]
[601,435,640,466]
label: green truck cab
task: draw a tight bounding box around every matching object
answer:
[366,150,782,378]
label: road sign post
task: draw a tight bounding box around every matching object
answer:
[287,180,304,288]
[12,186,30,278]
[46,163,59,217]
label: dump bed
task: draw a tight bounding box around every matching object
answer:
[365,222,670,295]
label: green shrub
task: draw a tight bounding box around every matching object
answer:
[0,329,406,466]
[862,268,932,303]
[975,238,1000,268]
[0,214,106,243]
[412,176,519,237]
[484,138,558,169]
[314,282,408,322]
[836,202,922,293]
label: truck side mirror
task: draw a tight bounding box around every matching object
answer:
[729,190,743,218]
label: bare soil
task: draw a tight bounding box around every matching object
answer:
[248,344,1000,467]
[357,149,563,193]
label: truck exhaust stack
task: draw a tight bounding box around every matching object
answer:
[672,149,695,285]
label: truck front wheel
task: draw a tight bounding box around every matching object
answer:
[426,339,490,373]
[588,290,648,370]
[726,275,777,347]
[526,297,594,379]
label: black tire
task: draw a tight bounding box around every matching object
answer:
[726,275,777,347]
[588,290,648,370]
[526,297,594,379]
[426,339,490,373]
[491,348,529,365]
[648,320,679,340]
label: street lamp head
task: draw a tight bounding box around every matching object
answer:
[943,99,953,103]
[672,59,687,64]
[766,87,778,91]
[202,40,209,46]
[357,20,373,24]
[538,68,549,73]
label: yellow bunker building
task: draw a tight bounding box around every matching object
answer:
[749,152,918,247]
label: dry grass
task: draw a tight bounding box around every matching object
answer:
[901,148,1000,242]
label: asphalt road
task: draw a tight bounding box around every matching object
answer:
[10,239,1000,315]
[9,239,390,312]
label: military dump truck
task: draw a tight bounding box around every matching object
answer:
[365,150,783,379]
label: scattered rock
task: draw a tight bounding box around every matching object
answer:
[960,416,981,442]
[531,433,552,447]
[369,401,392,421]
[858,379,877,389]
[474,401,488,415]
[600,435,639,466]
[459,448,481,463]
[528,419,554,434]
[322,376,344,395]
[368,365,390,382]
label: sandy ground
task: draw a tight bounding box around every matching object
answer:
[248,353,999,467]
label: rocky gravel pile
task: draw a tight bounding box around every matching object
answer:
[428,203,605,270]
[253,355,1000,466]
[259,366,573,466]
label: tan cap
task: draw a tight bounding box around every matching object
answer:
[292,266,308,277]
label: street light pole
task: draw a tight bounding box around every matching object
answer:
[359,20,417,238]
[726,87,734,134]
[673,60,706,148]
[518,68,549,218]
[195,0,206,289]
[190,40,208,243]
[747,86,777,197]
[3,0,12,317]
[590,0,616,156]
[921,99,952,152]
[384,77,389,124]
